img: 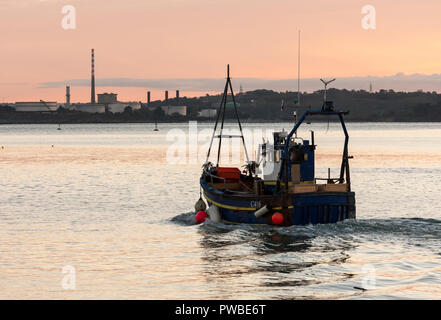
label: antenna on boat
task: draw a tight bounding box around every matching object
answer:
[205,65,250,166]
[296,30,301,107]
[320,78,336,131]
[294,109,297,138]
[281,29,301,117]
[281,90,288,111]
[320,78,336,103]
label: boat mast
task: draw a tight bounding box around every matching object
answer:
[294,30,301,138]
[297,30,301,107]
[280,30,301,137]
[205,65,250,166]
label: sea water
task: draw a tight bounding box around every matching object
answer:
[0,122,440,299]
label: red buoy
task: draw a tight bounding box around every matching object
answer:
[272,212,284,225]
[195,211,209,224]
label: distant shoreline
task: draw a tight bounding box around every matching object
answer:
[1,119,440,125]
[3,88,441,123]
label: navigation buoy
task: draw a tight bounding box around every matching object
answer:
[195,211,208,224]
[194,198,207,212]
[272,212,284,225]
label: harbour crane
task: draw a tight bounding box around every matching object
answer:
[39,99,54,112]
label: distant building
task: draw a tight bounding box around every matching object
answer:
[226,102,240,107]
[96,92,142,113]
[210,102,240,108]
[107,102,141,113]
[74,103,106,113]
[160,105,187,116]
[98,93,118,104]
[63,103,77,111]
[14,102,58,112]
[198,109,217,118]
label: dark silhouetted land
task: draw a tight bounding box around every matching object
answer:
[1,88,441,123]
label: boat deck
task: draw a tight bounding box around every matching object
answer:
[207,181,348,195]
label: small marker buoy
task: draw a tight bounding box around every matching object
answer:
[195,211,208,224]
[272,212,284,225]
[194,197,207,212]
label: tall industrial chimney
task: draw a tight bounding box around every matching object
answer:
[66,86,71,106]
[165,90,168,102]
[147,91,151,105]
[91,49,96,104]
[176,90,179,102]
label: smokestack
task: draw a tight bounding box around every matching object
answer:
[91,49,96,104]
[66,86,70,106]
[147,91,151,105]
[176,90,179,101]
[165,90,168,102]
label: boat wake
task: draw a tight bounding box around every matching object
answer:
[169,211,199,226]
[171,213,441,244]
[169,213,441,299]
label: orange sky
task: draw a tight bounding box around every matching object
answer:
[1,0,441,102]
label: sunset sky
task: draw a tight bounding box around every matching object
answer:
[1,0,441,102]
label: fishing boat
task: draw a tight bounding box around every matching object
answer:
[195,66,355,226]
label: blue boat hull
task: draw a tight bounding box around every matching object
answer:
[201,179,355,226]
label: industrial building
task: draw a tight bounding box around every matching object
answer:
[74,103,106,113]
[97,93,118,104]
[91,49,96,104]
[145,90,187,116]
[14,101,58,112]
[198,109,217,118]
[107,102,141,113]
[66,86,71,106]
[13,49,187,116]
[68,48,105,113]
[63,51,141,114]
[96,93,141,113]
[160,105,187,116]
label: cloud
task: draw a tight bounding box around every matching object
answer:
[38,73,441,93]
[40,78,226,91]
